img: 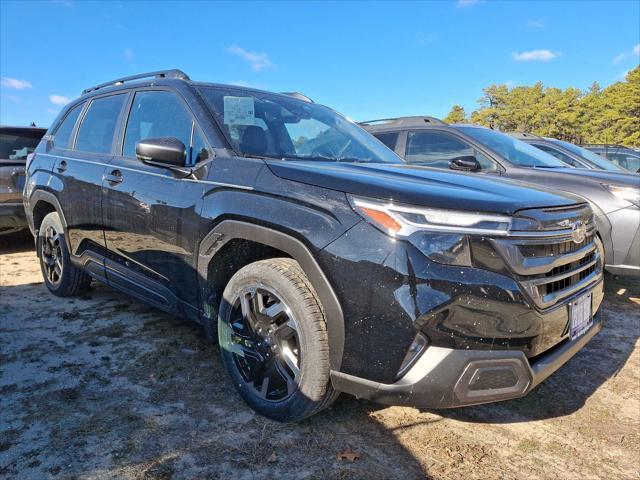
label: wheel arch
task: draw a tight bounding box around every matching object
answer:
[198,220,345,371]
[28,190,70,251]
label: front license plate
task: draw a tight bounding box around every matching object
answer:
[570,293,592,340]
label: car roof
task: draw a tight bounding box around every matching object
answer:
[77,69,313,107]
[507,132,544,141]
[360,116,446,131]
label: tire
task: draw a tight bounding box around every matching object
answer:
[37,212,92,296]
[218,258,339,422]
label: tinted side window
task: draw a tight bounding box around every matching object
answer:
[375,132,399,151]
[53,103,83,149]
[123,91,193,160]
[191,127,209,164]
[533,144,580,167]
[609,153,640,172]
[75,94,126,154]
[405,131,496,172]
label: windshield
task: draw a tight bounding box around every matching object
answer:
[456,126,567,168]
[0,130,44,161]
[548,139,626,172]
[197,86,402,164]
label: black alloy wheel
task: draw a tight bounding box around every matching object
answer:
[41,224,63,286]
[227,285,301,402]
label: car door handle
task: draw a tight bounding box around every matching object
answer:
[104,170,123,184]
[56,160,67,173]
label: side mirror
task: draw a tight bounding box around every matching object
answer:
[136,137,186,167]
[449,155,481,172]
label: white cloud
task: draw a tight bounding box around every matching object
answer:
[613,44,640,64]
[49,94,70,105]
[226,45,274,71]
[525,19,544,28]
[1,77,33,89]
[124,48,134,61]
[613,52,627,64]
[512,50,560,62]
[456,0,482,8]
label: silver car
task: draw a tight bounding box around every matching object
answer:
[362,117,640,277]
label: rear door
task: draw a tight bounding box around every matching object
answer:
[102,88,209,316]
[49,94,128,281]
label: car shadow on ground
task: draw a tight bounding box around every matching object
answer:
[0,236,430,479]
[0,229,33,254]
[2,232,638,479]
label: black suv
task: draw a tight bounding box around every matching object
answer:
[25,71,604,421]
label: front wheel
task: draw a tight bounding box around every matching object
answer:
[218,258,338,422]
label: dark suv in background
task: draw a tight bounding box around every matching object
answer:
[25,71,604,421]
[1,126,46,233]
[363,117,639,277]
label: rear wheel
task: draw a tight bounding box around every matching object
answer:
[218,258,338,422]
[38,212,92,296]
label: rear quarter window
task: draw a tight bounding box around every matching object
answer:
[53,103,84,149]
[374,132,399,151]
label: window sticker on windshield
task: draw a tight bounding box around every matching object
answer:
[223,96,255,125]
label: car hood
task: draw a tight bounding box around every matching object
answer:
[267,161,581,215]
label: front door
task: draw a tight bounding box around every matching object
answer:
[101,89,208,317]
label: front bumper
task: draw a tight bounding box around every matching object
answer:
[332,309,602,408]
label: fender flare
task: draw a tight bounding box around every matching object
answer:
[27,190,71,252]
[197,220,345,371]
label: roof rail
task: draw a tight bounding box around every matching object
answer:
[581,143,628,148]
[359,116,446,127]
[82,69,190,95]
[508,131,542,139]
[280,92,314,103]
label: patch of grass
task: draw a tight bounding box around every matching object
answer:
[517,438,540,454]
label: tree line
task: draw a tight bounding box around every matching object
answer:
[443,66,640,147]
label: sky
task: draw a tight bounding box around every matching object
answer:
[1,0,639,128]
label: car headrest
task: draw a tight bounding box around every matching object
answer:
[240,125,268,156]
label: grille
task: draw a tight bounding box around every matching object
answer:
[545,251,597,295]
[519,235,592,258]
[491,205,603,309]
[469,368,518,391]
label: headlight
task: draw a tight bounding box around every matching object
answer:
[603,184,640,207]
[350,196,513,237]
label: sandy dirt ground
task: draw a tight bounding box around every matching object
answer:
[1,230,639,480]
